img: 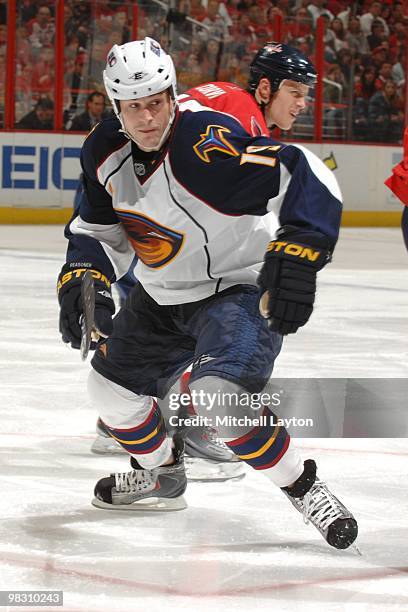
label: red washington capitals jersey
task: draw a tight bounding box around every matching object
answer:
[182,82,269,137]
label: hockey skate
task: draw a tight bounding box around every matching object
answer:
[92,436,187,511]
[91,417,246,482]
[90,418,125,455]
[281,459,358,550]
[184,425,245,481]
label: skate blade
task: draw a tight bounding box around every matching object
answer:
[91,495,187,511]
[185,457,246,482]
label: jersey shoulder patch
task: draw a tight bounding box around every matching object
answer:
[82,117,129,181]
[169,114,281,216]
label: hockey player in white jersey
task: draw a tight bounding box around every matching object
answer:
[89,42,317,479]
[57,38,358,549]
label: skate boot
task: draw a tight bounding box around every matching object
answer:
[91,418,246,482]
[281,459,358,550]
[92,436,187,511]
[184,425,246,481]
[91,417,126,455]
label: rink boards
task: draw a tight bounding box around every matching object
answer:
[0,132,403,225]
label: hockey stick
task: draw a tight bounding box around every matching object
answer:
[80,270,95,361]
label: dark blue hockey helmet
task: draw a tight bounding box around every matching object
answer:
[248,42,317,93]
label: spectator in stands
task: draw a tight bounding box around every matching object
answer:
[355,66,377,101]
[65,0,91,48]
[200,0,231,41]
[0,23,6,59]
[17,0,37,24]
[345,16,369,56]
[336,3,351,28]
[390,2,405,24]
[367,20,387,52]
[353,66,376,140]
[189,0,207,22]
[31,45,55,97]
[15,64,34,118]
[233,12,257,47]
[388,21,407,62]
[324,63,347,103]
[106,30,123,51]
[68,91,108,131]
[94,3,116,41]
[65,33,82,67]
[217,53,248,88]
[16,97,54,130]
[352,95,370,140]
[200,38,222,81]
[392,52,406,88]
[247,3,262,27]
[177,53,204,91]
[87,38,107,90]
[251,6,274,43]
[321,14,338,62]
[370,44,390,71]
[236,0,254,12]
[374,62,393,91]
[64,50,88,115]
[28,5,55,53]
[337,48,353,93]
[360,2,389,37]
[368,79,404,142]
[296,37,314,59]
[286,7,313,41]
[380,5,392,25]
[326,0,347,16]
[16,24,34,67]
[329,16,348,52]
[112,9,131,44]
[307,0,333,27]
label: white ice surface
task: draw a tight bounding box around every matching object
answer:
[0,226,407,611]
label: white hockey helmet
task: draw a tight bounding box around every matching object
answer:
[103,37,177,116]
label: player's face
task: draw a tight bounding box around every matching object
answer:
[120,91,172,150]
[266,80,309,130]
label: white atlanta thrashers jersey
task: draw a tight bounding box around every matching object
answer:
[66,102,342,305]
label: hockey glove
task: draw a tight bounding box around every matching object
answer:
[258,228,331,335]
[57,265,115,349]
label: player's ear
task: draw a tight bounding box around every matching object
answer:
[256,77,272,103]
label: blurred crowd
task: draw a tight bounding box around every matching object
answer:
[0,0,406,142]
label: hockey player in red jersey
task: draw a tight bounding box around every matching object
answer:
[385,127,408,250]
[184,41,314,137]
[58,38,357,549]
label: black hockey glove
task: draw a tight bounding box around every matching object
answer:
[57,265,115,349]
[258,227,331,335]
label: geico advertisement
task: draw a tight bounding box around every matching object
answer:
[0,133,84,206]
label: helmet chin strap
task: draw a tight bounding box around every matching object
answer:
[118,100,177,152]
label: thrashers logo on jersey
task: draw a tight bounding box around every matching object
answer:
[193,125,239,163]
[116,210,185,268]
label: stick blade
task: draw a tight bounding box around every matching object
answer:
[80,270,95,361]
